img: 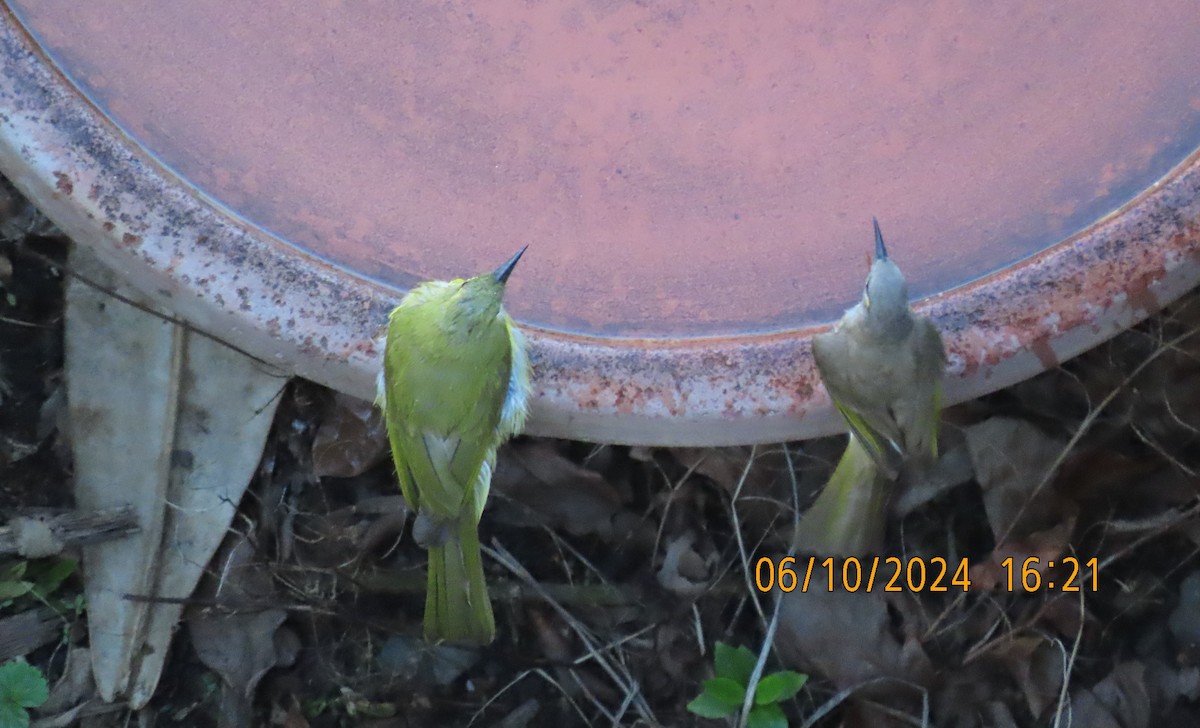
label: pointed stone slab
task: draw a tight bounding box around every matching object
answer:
[65,246,285,707]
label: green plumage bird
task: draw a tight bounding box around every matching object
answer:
[378,248,532,644]
[797,220,945,555]
[812,219,945,478]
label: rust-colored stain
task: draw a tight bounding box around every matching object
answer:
[52,170,71,195]
[1028,337,1059,371]
[0,2,1198,445]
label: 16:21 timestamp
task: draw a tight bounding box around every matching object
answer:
[1000,556,1098,592]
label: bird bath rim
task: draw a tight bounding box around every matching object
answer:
[0,11,1198,445]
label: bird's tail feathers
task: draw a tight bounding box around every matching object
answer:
[425,516,495,645]
[793,436,888,557]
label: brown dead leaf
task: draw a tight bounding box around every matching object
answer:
[491,440,623,537]
[965,417,1069,543]
[991,636,1063,718]
[670,446,754,492]
[1169,572,1200,653]
[652,620,701,685]
[1037,593,1093,640]
[894,441,975,517]
[671,444,799,546]
[969,515,1076,592]
[526,606,619,705]
[1058,449,1167,507]
[188,532,292,728]
[270,695,311,728]
[775,585,932,697]
[292,495,409,567]
[528,607,572,664]
[981,701,1021,728]
[311,392,388,478]
[1069,661,1151,728]
[36,645,94,717]
[655,532,711,598]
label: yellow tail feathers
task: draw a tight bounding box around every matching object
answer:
[793,436,888,557]
[425,517,495,644]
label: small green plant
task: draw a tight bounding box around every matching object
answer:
[0,659,48,728]
[687,642,807,728]
[303,687,397,721]
[0,558,78,611]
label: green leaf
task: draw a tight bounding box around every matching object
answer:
[0,563,26,584]
[746,702,788,728]
[714,641,756,685]
[0,661,48,708]
[754,671,808,705]
[0,582,32,601]
[302,699,330,718]
[686,690,739,719]
[28,559,76,598]
[701,677,746,708]
[0,702,29,728]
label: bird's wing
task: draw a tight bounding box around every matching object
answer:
[835,403,898,477]
[388,405,501,521]
[812,331,898,475]
[383,295,510,522]
[905,317,947,461]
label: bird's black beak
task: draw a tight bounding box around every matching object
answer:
[872,217,888,261]
[494,245,528,284]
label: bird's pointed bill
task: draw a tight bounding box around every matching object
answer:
[873,218,888,261]
[493,246,528,284]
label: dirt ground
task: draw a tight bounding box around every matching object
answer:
[3,180,1200,728]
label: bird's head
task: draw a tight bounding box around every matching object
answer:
[456,245,527,321]
[861,219,911,330]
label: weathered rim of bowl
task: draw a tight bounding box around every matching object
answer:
[1,12,1198,446]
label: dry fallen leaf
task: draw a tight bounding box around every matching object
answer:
[980,701,1021,728]
[670,446,755,493]
[291,495,409,568]
[775,584,932,697]
[990,636,1063,718]
[965,417,1068,543]
[187,532,293,728]
[1069,661,1152,728]
[1169,572,1200,651]
[36,645,94,717]
[894,441,975,517]
[671,444,801,548]
[491,440,624,537]
[311,392,389,478]
[655,532,711,598]
[969,515,1076,592]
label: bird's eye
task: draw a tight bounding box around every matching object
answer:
[863,283,871,309]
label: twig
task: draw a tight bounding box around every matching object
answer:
[346,566,637,607]
[728,445,769,626]
[485,541,657,725]
[737,595,783,727]
[1050,589,1086,728]
[998,323,1200,546]
[0,507,139,556]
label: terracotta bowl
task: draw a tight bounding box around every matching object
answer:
[1,1,1198,444]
